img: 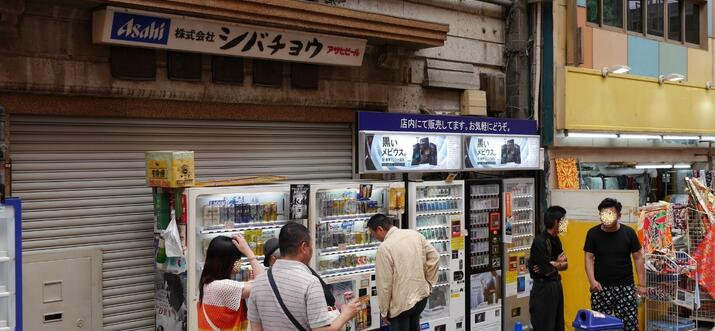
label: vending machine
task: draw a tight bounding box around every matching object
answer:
[0,198,21,331]
[184,184,293,330]
[501,178,536,330]
[309,181,405,331]
[408,180,466,331]
[465,180,503,331]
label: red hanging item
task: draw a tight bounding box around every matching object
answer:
[692,226,715,299]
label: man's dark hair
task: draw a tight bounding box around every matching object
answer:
[598,198,622,214]
[543,205,567,230]
[367,213,393,231]
[279,222,311,256]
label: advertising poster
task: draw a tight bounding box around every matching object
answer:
[464,135,540,170]
[362,133,462,173]
[155,270,187,331]
[289,184,310,220]
[470,271,502,308]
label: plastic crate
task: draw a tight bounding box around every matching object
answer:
[647,317,696,331]
[572,309,624,331]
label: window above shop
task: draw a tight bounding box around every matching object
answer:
[588,0,706,48]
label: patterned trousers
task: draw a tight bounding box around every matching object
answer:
[590,284,639,331]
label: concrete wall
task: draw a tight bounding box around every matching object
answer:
[0,0,507,115]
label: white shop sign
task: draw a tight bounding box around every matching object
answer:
[92,7,367,66]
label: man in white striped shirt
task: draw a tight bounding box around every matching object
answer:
[248,222,360,331]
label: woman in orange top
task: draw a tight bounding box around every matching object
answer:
[198,234,264,331]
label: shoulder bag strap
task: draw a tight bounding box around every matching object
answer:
[268,269,308,331]
[201,302,220,331]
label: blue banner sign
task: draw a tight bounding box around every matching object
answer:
[357,112,538,136]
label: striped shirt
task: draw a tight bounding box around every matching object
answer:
[247,259,332,330]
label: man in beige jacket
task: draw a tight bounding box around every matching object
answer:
[367,213,440,331]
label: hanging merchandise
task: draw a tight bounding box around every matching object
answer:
[684,177,715,302]
[686,178,715,228]
[637,202,674,254]
[692,227,715,299]
[555,158,579,189]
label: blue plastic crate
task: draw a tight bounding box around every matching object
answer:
[647,317,696,331]
[572,309,624,331]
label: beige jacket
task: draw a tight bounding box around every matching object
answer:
[375,227,440,319]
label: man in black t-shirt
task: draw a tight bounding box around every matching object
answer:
[528,206,568,331]
[584,198,646,331]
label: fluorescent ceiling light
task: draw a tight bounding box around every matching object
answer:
[663,135,699,140]
[659,73,686,85]
[619,134,661,139]
[701,136,715,141]
[674,164,692,169]
[601,65,631,77]
[567,132,618,138]
[666,73,686,82]
[635,164,673,169]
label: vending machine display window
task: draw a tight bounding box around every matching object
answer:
[408,181,466,331]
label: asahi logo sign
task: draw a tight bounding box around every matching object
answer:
[93,7,367,66]
[109,12,170,45]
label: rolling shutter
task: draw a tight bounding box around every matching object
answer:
[10,115,353,330]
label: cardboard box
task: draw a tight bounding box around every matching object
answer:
[145,151,195,188]
[461,89,487,116]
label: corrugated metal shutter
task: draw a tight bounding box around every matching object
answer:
[10,115,353,331]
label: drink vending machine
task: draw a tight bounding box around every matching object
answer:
[184,184,293,330]
[0,198,21,331]
[408,180,466,331]
[309,181,405,331]
[501,178,536,330]
[465,180,503,331]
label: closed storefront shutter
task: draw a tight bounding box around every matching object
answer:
[10,115,353,330]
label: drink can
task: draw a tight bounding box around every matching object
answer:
[271,202,279,221]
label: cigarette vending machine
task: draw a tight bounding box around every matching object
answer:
[502,178,536,330]
[408,180,466,331]
[465,180,503,331]
[184,184,293,330]
[309,181,405,331]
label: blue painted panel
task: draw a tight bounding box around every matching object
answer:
[628,36,660,77]
[577,0,586,7]
[659,42,688,78]
[708,0,712,38]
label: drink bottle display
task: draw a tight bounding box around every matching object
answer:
[408,181,466,331]
[310,181,405,331]
[184,185,292,330]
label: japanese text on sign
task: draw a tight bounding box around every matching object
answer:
[94,7,367,66]
[398,119,511,133]
[357,112,538,136]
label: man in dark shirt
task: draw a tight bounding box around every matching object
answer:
[528,206,568,331]
[584,198,646,331]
